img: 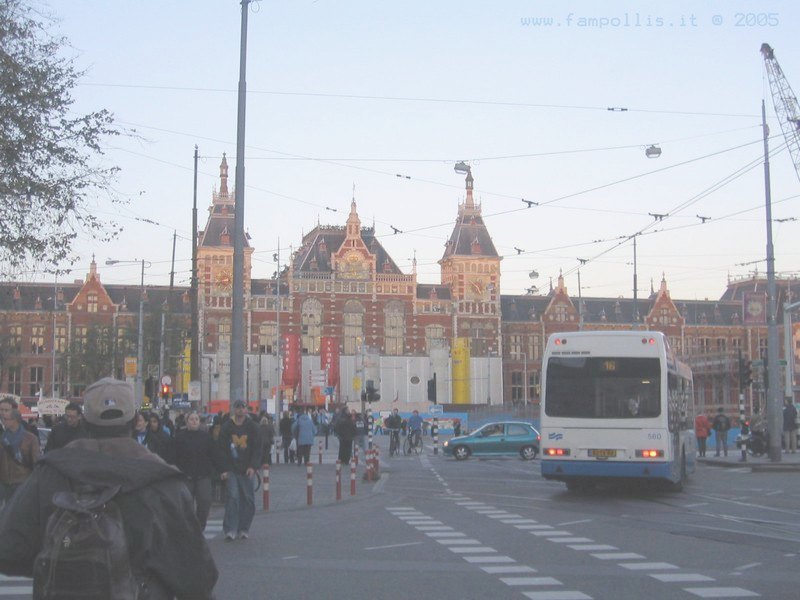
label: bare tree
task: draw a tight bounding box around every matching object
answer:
[0,0,125,276]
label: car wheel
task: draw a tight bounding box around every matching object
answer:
[520,445,538,460]
[453,445,470,460]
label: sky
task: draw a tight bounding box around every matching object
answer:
[33,0,800,302]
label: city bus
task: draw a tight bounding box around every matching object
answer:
[540,331,696,491]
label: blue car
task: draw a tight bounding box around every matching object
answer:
[443,421,540,461]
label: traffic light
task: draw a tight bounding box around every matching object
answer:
[365,380,380,403]
[427,374,437,404]
[160,383,171,399]
[743,360,753,388]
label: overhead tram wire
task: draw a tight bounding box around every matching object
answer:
[81,82,760,119]
[558,141,791,280]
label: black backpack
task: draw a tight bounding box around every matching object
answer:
[33,483,141,600]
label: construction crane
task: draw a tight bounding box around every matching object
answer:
[761,43,800,182]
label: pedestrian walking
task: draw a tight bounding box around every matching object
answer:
[335,407,357,464]
[259,415,275,465]
[218,400,262,541]
[292,409,317,465]
[783,399,798,453]
[0,378,217,598]
[174,411,218,530]
[0,397,40,507]
[279,410,295,464]
[694,410,712,457]
[145,412,174,464]
[44,401,88,452]
[712,407,731,457]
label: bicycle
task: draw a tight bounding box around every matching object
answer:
[387,428,401,456]
[403,429,423,455]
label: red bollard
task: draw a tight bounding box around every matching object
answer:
[354,445,359,467]
[365,449,373,481]
[350,459,357,496]
[262,464,270,511]
[275,440,281,464]
[335,460,342,501]
[306,463,313,506]
[318,439,323,465]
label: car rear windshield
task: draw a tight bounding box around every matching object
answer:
[545,356,661,419]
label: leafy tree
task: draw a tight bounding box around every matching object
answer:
[0,0,124,276]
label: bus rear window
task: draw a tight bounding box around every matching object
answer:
[545,357,661,419]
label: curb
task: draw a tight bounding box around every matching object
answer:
[698,457,800,472]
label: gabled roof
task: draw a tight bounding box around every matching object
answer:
[198,155,250,250]
[441,170,498,260]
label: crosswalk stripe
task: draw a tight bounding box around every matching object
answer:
[684,587,759,598]
[0,586,33,596]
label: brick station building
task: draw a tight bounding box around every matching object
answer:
[1,158,797,417]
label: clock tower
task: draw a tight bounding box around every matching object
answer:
[439,166,502,358]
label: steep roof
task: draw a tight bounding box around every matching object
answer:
[441,169,498,260]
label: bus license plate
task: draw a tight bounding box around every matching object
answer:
[588,449,617,458]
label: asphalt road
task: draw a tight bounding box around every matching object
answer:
[209,440,800,600]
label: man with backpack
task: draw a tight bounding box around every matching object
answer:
[712,406,731,457]
[0,377,217,599]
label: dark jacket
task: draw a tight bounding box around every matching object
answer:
[784,403,798,432]
[278,415,294,438]
[173,429,217,480]
[0,437,217,599]
[44,420,88,453]
[217,417,262,474]
[334,415,357,442]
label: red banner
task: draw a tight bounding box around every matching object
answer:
[743,292,767,325]
[320,336,340,387]
[281,333,301,388]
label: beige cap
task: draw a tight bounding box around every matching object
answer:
[83,378,136,427]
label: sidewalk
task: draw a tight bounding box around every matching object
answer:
[698,448,800,472]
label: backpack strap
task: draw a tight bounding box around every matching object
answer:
[51,484,122,513]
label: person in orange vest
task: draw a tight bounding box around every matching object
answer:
[694,409,712,457]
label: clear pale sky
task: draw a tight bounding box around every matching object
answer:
[41,0,800,302]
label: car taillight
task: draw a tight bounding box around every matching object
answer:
[635,449,664,458]
[544,448,570,456]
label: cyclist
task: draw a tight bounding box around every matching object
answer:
[407,410,423,449]
[384,408,402,455]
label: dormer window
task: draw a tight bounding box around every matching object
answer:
[87,293,98,313]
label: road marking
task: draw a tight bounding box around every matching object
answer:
[592,552,645,560]
[365,541,424,550]
[684,587,759,598]
[549,537,594,544]
[501,519,539,524]
[684,502,709,508]
[487,513,523,519]
[650,574,714,583]
[462,555,516,563]
[450,546,498,554]
[415,525,453,531]
[396,514,427,519]
[620,562,678,571]
[501,577,562,586]
[732,562,761,572]
[425,531,466,538]
[436,538,482,545]
[558,519,592,526]
[522,592,592,600]
[569,544,617,551]
[386,506,417,511]
[516,524,554,530]
[531,530,572,536]
[481,566,538,574]
[0,586,33,596]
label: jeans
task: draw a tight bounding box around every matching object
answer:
[223,472,255,536]
[715,432,728,456]
[297,444,311,465]
[697,437,707,457]
[186,477,212,530]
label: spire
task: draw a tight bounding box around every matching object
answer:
[88,254,98,281]
[219,153,229,197]
[458,168,480,217]
[346,197,362,239]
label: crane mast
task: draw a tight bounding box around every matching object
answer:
[761,43,800,183]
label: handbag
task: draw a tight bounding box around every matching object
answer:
[288,438,297,452]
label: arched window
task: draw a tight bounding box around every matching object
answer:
[301,298,323,354]
[384,301,405,356]
[343,300,364,354]
[425,325,446,353]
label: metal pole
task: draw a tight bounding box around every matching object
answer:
[783,301,800,400]
[577,269,583,331]
[762,100,782,462]
[190,146,199,383]
[633,235,639,326]
[230,0,251,405]
[275,239,281,414]
[51,275,57,397]
[523,352,528,406]
[136,259,145,409]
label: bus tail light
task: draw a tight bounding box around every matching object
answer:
[544,448,571,457]
[635,449,664,458]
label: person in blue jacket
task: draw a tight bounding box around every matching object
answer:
[292,409,317,466]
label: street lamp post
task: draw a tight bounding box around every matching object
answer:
[106,259,150,408]
[513,352,528,406]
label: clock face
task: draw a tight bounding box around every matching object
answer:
[746,299,763,317]
[215,268,233,293]
[468,277,485,300]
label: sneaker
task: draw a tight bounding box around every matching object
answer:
[225,532,235,542]
[238,531,249,539]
